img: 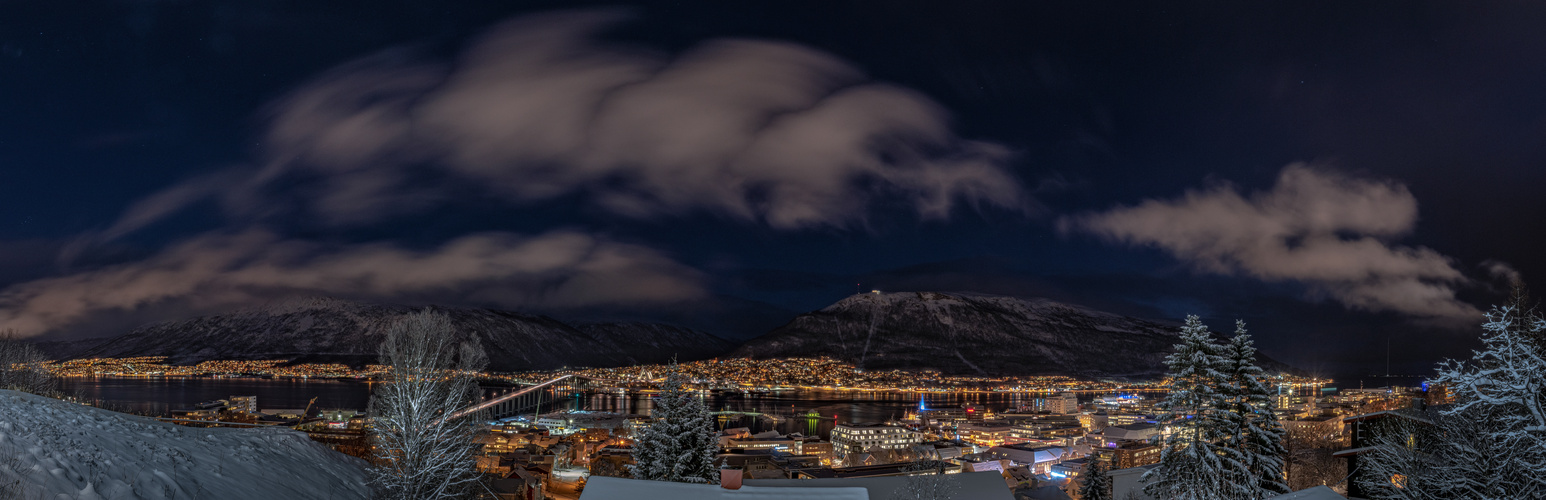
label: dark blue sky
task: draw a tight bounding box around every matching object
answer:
[3,1,1544,376]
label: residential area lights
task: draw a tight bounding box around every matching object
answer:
[45,357,389,379]
[495,358,1326,394]
[43,356,1330,393]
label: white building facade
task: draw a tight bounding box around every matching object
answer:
[830,424,920,462]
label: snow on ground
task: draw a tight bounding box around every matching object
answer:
[0,389,371,500]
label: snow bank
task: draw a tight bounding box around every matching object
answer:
[0,390,371,499]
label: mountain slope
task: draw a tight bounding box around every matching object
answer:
[0,389,371,499]
[72,297,734,372]
[732,291,1290,378]
[29,337,113,360]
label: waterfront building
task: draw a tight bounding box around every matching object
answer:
[725,437,802,454]
[1077,412,1109,431]
[1111,441,1161,469]
[957,421,1019,447]
[1096,394,1146,407]
[1008,421,1085,443]
[830,424,921,463]
[1000,413,1081,426]
[1092,423,1158,447]
[226,395,257,414]
[1106,413,1156,426]
[1031,393,1080,414]
[796,440,835,465]
[718,427,753,447]
[917,403,982,425]
[170,400,225,421]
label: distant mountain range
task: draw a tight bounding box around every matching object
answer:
[34,297,732,372]
[34,292,1289,377]
[731,291,1290,378]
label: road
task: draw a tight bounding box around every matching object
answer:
[547,475,583,500]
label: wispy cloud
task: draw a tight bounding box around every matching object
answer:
[6,10,1027,337]
[1061,164,1482,322]
[118,9,1024,232]
[0,230,703,336]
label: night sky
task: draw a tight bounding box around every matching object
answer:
[4,1,1545,378]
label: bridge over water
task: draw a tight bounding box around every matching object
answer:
[709,410,836,423]
[458,374,625,420]
[459,377,843,423]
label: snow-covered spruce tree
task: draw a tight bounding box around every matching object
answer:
[1430,300,1546,497]
[1220,321,1289,499]
[1142,315,1246,500]
[369,311,488,500]
[1078,457,1112,500]
[629,360,720,483]
[1356,286,1546,499]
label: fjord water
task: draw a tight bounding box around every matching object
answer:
[58,376,1116,439]
[58,376,376,416]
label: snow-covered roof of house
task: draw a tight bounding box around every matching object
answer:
[1265,486,1346,500]
[1108,464,1158,476]
[1100,424,1159,440]
[1005,465,1036,482]
[745,471,1015,500]
[579,476,868,499]
[984,445,1068,464]
[1017,484,1075,500]
[1340,410,1432,424]
[1329,445,1378,458]
[909,443,967,460]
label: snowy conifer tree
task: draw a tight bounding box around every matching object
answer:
[369,311,487,500]
[1078,458,1112,500]
[1142,315,1245,500]
[1220,321,1289,499]
[629,361,720,483]
[1357,285,1546,499]
[1428,300,1546,497]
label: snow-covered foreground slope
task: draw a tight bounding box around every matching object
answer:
[0,390,371,500]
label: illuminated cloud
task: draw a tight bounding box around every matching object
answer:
[119,9,1023,231]
[0,230,703,336]
[22,10,1033,337]
[1062,164,1481,322]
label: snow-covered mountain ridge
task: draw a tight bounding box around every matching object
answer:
[732,291,1290,378]
[0,389,370,499]
[37,293,1289,378]
[55,298,733,372]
